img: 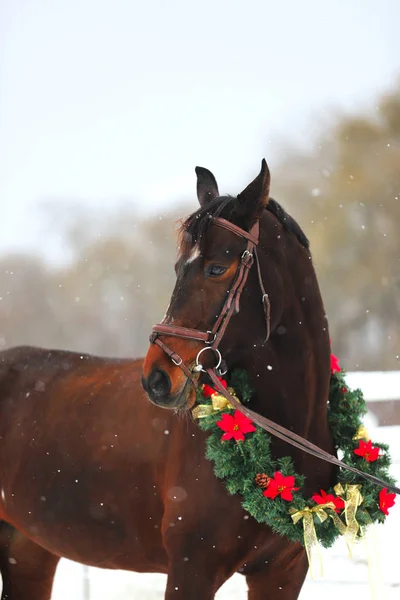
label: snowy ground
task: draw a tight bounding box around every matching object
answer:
[50,423,400,600]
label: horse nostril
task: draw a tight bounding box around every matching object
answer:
[148,369,171,398]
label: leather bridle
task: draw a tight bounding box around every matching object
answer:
[149,216,271,383]
[148,216,400,495]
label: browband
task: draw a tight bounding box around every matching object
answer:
[212,217,259,245]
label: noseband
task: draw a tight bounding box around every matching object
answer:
[149,217,271,384]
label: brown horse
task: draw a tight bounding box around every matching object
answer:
[0,160,334,599]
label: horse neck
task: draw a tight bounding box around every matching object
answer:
[238,245,331,443]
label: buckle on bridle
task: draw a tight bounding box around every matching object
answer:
[218,360,228,376]
[241,249,254,266]
[205,331,217,345]
[194,347,222,373]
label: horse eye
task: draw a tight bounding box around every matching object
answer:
[206,265,227,277]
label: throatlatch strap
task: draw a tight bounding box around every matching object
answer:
[254,249,271,342]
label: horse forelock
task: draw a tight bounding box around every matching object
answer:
[177,196,236,260]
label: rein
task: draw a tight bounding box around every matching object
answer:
[150,217,400,496]
[206,369,400,494]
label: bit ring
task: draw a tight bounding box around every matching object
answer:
[195,347,222,373]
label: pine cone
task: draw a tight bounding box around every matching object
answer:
[255,473,270,489]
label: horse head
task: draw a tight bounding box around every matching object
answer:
[143,159,322,412]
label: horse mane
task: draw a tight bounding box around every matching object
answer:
[267,199,309,249]
[178,196,309,256]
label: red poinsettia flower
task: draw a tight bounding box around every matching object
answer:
[263,471,300,501]
[216,410,256,442]
[379,488,396,516]
[330,353,341,374]
[202,377,227,398]
[353,439,380,462]
[311,489,345,513]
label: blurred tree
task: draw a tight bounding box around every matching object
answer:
[273,83,400,370]
[0,254,60,350]
[0,206,186,358]
[1,84,399,370]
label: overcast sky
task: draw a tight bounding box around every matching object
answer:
[1,0,400,256]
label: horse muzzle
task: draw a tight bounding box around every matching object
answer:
[142,343,198,410]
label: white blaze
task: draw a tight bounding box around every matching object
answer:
[185,245,200,265]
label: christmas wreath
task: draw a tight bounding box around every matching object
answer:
[194,356,397,552]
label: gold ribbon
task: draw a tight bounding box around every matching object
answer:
[353,424,370,441]
[328,509,347,536]
[327,485,383,598]
[192,388,238,419]
[289,502,336,579]
[333,482,345,497]
[334,483,364,555]
[290,485,364,579]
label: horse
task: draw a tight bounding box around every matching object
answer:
[0,160,335,600]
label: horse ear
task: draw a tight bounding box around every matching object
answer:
[195,166,219,207]
[235,159,271,229]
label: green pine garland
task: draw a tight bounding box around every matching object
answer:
[196,369,397,548]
